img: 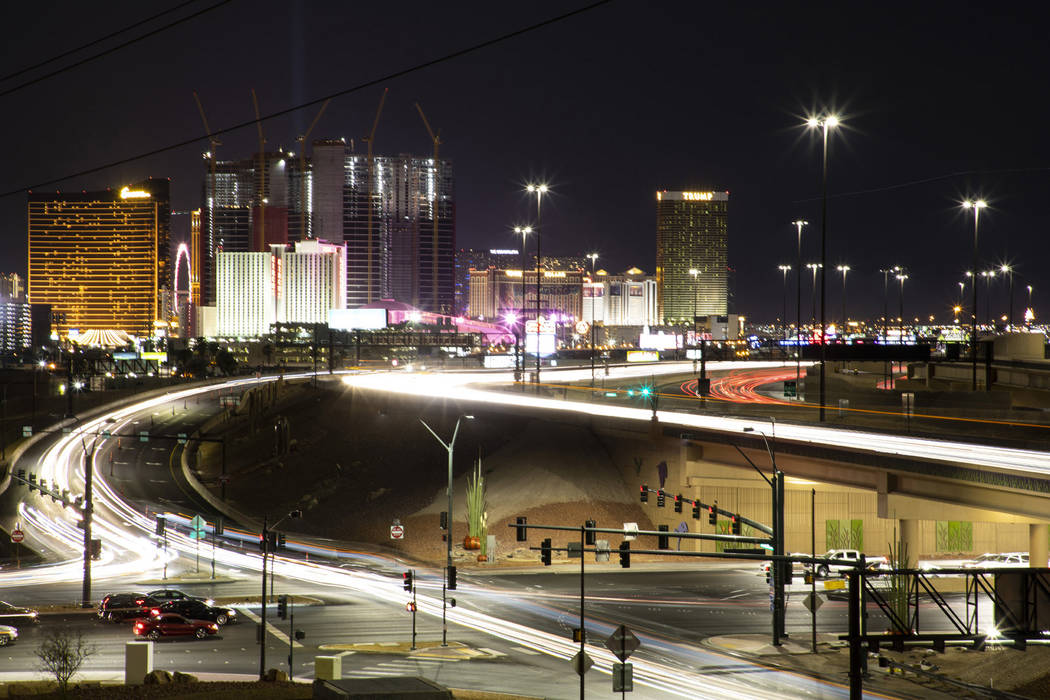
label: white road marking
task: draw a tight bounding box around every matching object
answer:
[235,606,303,648]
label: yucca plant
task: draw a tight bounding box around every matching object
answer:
[465,459,487,539]
[887,534,910,633]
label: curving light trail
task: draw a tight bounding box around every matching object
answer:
[4,366,925,697]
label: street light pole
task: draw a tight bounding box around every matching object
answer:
[792,221,807,400]
[836,265,850,334]
[526,184,548,391]
[742,424,783,644]
[778,265,791,345]
[807,114,839,423]
[963,200,986,391]
[588,253,599,387]
[1001,264,1013,330]
[420,414,473,647]
[689,268,703,397]
[896,273,908,343]
[514,226,531,388]
[259,509,301,680]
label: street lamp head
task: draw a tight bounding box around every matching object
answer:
[806,117,819,128]
[527,183,548,195]
[826,115,840,128]
[792,219,808,227]
[689,268,699,277]
[463,415,475,420]
[1000,264,1010,273]
[976,199,987,209]
[837,265,850,272]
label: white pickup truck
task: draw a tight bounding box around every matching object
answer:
[815,549,887,577]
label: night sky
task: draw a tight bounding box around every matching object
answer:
[2,1,1049,324]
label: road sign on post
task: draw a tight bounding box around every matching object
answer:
[11,529,24,543]
[571,650,593,676]
[189,515,207,538]
[612,662,634,692]
[605,624,640,661]
[390,524,404,540]
[783,380,797,398]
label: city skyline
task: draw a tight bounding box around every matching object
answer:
[0,2,1048,324]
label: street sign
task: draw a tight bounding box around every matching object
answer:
[595,539,610,562]
[622,522,639,542]
[177,433,188,445]
[803,592,824,613]
[783,380,797,398]
[21,426,31,437]
[390,524,405,540]
[11,529,24,544]
[605,624,640,661]
[139,431,149,443]
[567,541,582,558]
[824,579,846,591]
[612,662,634,692]
[571,651,593,676]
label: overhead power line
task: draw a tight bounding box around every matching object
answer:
[0,0,233,101]
[0,0,208,85]
[1,0,614,200]
[793,166,1050,203]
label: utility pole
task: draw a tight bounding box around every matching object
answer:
[259,515,268,680]
[81,445,94,608]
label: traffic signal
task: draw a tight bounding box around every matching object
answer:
[447,565,457,591]
[277,595,288,619]
[674,494,682,513]
[294,629,306,641]
[640,485,648,503]
[214,517,224,536]
[765,565,772,585]
[691,501,700,520]
[440,511,449,530]
[541,538,552,566]
[515,516,528,542]
[405,602,417,612]
[16,469,24,481]
[709,500,717,525]
[584,519,596,546]
[90,539,101,560]
[618,541,631,568]
[658,524,669,550]
[402,571,413,591]
[731,516,741,535]
[657,490,665,507]
[277,533,287,550]
[155,517,165,537]
[782,562,793,585]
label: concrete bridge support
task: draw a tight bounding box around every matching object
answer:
[899,519,920,568]
[1031,523,1049,568]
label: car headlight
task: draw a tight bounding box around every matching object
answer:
[209,624,218,630]
[227,609,236,617]
[205,599,215,606]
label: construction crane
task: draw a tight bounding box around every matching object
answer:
[361,88,388,304]
[250,88,267,251]
[415,102,442,313]
[192,91,220,307]
[296,100,331,241]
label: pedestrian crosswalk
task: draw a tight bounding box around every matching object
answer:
[348,658,449,678]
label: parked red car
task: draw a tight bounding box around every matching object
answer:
[133,613,218,641]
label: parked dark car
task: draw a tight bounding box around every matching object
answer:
[0,601,38,625]
[133,613,219,641]
[97,593,160,622]
[146,589,208,604]
[152,599,237,625]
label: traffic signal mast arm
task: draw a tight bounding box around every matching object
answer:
[638,486,773,536]
[509,521,772,546]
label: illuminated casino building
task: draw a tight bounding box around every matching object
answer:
[467,267,583,323]
[27,179,171,340]
[455,248,520,315]
[0,297,30,353]
[655,190,729,323]
[582,267,659,327]
[214,239,346,337]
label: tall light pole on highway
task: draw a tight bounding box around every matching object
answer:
[896,272,909,342]
[526,184,548,391]
[792,220,807,400]
[689,268,706,397]
[587,253,599,386]
[513,226,532,385]
[421,414,473,647]
[1028,284,1034,328]
[836,264,850,335]
[1000,264,1014,330]
[962,199,987,391]
[778,265,791,344]
[806,263,822,324]
[807,113,840,422]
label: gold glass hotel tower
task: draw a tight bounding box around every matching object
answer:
[655,190,728,323]
[28,180,171,339]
